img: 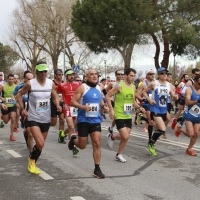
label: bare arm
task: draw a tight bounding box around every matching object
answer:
[71,85,90,112]
[17,82,31,109]
[135,82,145,101]
[105,82,113,92]
[185,87,198,106]
[142,82,156,104]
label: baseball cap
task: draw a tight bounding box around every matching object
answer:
[65,69,76,75]
[54,69,63,74]
[146,69,154,75]
[14,75,19,79]
[36,64,48,71]
[157,67,169,73]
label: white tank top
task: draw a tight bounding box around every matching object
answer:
[27,78,52,123]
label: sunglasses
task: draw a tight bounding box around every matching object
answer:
[76,80,81,82]
[57,74,63,76]
[0,74,2,76]
[39,70,47,73]
[158,72,167,75]
[195,74,199,76]
[197,82,200,85]
[117,73,122,75]
[148,73,155,75]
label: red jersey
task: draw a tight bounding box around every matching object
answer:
[57,81,80,106]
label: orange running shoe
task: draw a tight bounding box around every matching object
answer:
[14,127,19,133]
[10,135,16,141]
[175,124,181,137]
[171,118,177,129]
[186,149,197,156]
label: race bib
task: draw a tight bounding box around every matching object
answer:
[36,99,49,112]
[158,87,168,107]
[70,106,78,117]
[124,103,132,115]
[6,98,14,104]
[189,105,200,117]
[85,103,99,117]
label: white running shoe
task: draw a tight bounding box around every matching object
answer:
[115,154,126,163]
[107,133,114,149]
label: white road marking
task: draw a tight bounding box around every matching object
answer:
[101,126,200,151]
[6,150,22,158]
[70,197,86,200]
[39,169,54,180]
[0,141,2,144]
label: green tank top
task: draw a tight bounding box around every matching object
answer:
[4,83,16,107]
[114,82,134,119]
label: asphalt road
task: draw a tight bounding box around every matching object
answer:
[0,115,200,200]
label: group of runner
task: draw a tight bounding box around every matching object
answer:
[0,65,200,179]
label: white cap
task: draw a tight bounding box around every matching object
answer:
[146,69,154,75]
[14,75,19,79]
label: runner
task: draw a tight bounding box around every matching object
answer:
[135,69,155,139]
[57,69,81,155]
[0,74,17,141]
[70,68,109,178]
[171,74,189,129]
[13,70,34,151]
[17,62,62,175]
[143,67,176,156]
[106,68,145,162]
[106,70,122,135]
[179,74,200,156]
[186,68,200,87]
[0,72,6,128]
[50,69,65,144]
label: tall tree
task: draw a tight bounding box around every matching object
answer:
[71,0,153,69]
[0,42,18,73]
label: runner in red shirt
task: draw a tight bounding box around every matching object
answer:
[57,69,81,155]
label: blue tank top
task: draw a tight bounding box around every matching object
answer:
[150,80,170,114]
[184,86,200,118]
[142,80,152,106]
[77,84,102,124]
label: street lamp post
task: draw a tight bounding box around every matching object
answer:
[104,60,107,78]
[63,18,66,74]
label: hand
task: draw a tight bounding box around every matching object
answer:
[109,109,114,120]
[149,100,156,105]
[22,109,28,117]
[103,105,109,113]
[1,103,7,110]
[84,103,91,112]
[139,107,146,114]
[56,105,62,113]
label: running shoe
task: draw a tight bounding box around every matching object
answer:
[0,120,4,128]
[186,149,197,156]
[72,146,79,155]
[10,135,16,141]
[115,154,126,163]
[142,127,148,132]
[108,127,113,134]
[107,133,114,149]
[93,168,105,179]
[134,112,138,125]
[68,134,77,150]
[14,127,19,133]
[58,130,66,144]
[171,118,177,129]
[147,143,157,156]
[175,123,181,137]
[28,158,40,174]
[137,113,143,125]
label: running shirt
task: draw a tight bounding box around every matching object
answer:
[150,80,170,114]
[77,83,102,124]
[180,82,187,99]
[183,86,200,122]
[142,80,152,107]
[57,81,80,106]
[4,83,16,107]
[114,82,134,119]
[27,78,52,123]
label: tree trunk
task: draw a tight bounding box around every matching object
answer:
[151,33,160,70]
[161,41,170,69]
[116,43,135,70]
[52,55,59,70]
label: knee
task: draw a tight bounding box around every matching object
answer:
[121,134,130,141]
[68,124,74,131]
[78,143,87,149]
[92,140,101,148]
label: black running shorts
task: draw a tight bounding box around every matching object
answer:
[50,99,63,117]
[115,119,132,130]
[27,121,50,133]
[150,112,167,121]
[1,107,16,115]
[77,122,101,137]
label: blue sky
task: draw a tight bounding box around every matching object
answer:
[0,0,198,77]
